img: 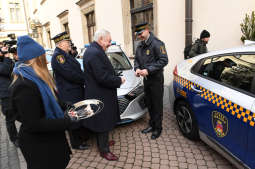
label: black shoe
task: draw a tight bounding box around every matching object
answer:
[141,127,153,134]
[73,143,90,150]
[151,130,161,140]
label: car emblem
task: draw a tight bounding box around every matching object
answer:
[212,111,228,138]
[67,99,104,120]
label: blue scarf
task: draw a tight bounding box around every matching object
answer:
[13,62,64,119]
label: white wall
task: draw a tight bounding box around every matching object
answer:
[157,0,185,85]
[34,0,84,49]
[95,0,125,47]
[193,0,255,51]
[157,0,255,86]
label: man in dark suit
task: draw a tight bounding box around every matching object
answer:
[82,29,125,161]
[51,32,89,150]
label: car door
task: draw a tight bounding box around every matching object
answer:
[190,54,255,164]
[238,54,255,169]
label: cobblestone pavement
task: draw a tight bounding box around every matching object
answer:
[66,87,236,169]
[0,87,236,169]
[0,114,26,169]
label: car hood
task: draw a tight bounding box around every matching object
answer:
[47,62,142,97]
[117,69,142,96]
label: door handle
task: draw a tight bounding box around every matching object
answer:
[191,85,202,93]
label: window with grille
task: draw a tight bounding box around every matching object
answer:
[9,2,22,23]
[63,22,70,35]
[130,0,153,53]
[85,11,96,43]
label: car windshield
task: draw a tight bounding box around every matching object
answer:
[107,52,132,70]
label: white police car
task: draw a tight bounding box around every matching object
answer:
[173,43,255,169]
[48,43,147,125]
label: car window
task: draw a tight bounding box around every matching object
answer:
[198,54,255,95]
[107,52,132,70]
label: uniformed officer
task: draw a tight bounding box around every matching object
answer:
[51,32,89,150]
[134,23,168,139]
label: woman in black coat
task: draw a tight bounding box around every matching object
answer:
[82,29,125,161]
[10,35,75,169]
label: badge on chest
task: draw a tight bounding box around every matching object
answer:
[146,49,150,55]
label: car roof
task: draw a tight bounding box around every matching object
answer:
[177,44,255,78]
[106,45,122,53]
[190,44,255,62]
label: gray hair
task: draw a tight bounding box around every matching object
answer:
[93,29,110,42]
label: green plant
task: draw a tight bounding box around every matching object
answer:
[240,11,255,42]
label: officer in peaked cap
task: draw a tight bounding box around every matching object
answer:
[51,31,89,150]
[134,22,168,140]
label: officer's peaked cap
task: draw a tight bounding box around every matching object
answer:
[135,22,149,35]
[51,31,70,44]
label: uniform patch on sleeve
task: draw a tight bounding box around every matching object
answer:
[56,55,65,64]
[160,46,166,54]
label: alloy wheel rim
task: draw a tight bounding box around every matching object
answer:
[176,106,193,134]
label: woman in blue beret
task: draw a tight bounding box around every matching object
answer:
[10,35,76,169]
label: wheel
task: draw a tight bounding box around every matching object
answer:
[175,100,199,140]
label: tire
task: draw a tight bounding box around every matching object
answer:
[174,100,199,140]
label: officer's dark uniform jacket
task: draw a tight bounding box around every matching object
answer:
[189,39,208,58]
[0,57,13,99]
[134,32,168,131]
[51,47,85,104]
[134,33,168,75]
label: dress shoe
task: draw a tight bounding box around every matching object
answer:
[73,143,90,150]
[141,127,153,134]
[100,152,118,161]
[109,140,115,146]
[151,130,162,140]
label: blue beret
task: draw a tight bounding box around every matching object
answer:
[17,35,45,62]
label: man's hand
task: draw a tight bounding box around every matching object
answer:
[135,69,141,77]
[121,77,126,84]
[139,69,149,77]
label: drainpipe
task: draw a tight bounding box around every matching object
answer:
[22,0,29,34]
[185,0,193,46]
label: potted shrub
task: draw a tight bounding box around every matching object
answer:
[240,11,255,42]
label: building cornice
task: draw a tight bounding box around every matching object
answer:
[76,0,93,7]
[40,0,46,5]
[57,10,69,18]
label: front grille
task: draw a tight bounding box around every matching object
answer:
[118,97,130,115]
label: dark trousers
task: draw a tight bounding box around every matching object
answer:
[97,131,109,153]
[68,126,89,148]
[144,72,164,131]
[1,97,18,142]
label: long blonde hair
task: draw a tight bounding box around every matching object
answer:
[13,54,56,95]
